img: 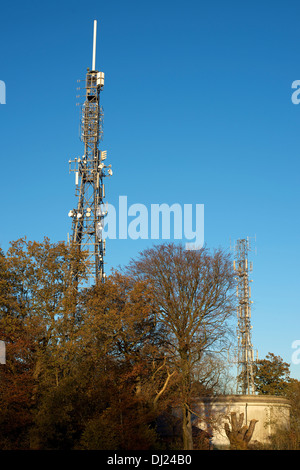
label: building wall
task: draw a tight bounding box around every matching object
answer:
[193,395,291,449]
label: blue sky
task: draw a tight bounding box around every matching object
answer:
[0,0,300,380]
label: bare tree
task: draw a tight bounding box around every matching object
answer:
[127,243,236,450]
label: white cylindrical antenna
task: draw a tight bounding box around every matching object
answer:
[92,20,97,70]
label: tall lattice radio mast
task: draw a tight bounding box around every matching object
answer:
[68,20,112,285]
[233,237,256,395]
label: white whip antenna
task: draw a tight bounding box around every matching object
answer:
[92,20,97,70]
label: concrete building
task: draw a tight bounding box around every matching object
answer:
[193,395,291,449]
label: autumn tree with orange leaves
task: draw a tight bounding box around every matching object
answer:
[0,238,86,449]
[77,272,179,450]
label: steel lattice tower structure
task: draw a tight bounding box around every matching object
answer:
[68,20,112,285]
[233,237,256,395]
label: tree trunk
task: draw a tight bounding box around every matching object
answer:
[224,412,258,450]
[180,347,193,450]
[182,403,193,450]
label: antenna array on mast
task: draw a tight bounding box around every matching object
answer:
[233,237,256,395]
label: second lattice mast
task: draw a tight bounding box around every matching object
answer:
[68,20,112,285]
[233,237,256,395]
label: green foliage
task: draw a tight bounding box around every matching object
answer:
[252,356,300,450]
[80,414,121,450]
[30,377,90,449]
[253,352,291,396]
